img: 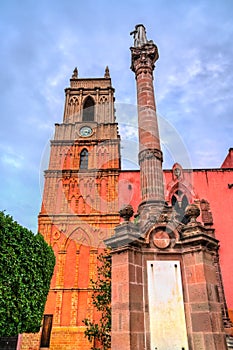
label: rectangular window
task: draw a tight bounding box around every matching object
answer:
[40,314,53,348]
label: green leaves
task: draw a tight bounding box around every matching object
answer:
[83,251,111,350]
[0,211,55,336]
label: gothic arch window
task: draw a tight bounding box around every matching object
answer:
[83,96,95,121]
[172,190,189,224]
[80,148,88,169]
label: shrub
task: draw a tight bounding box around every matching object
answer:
[0,211,55,336]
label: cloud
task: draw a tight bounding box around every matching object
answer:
[0,0,233,231]
[1,149,24,168]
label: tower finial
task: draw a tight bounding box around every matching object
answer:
[104,66,110,78]
[72,67,78,79]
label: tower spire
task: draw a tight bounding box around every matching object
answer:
[130,25,165,211]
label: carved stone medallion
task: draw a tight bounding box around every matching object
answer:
[153,230,170,249]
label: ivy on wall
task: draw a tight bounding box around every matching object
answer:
[83,251,111,350]
[0,211,55,336]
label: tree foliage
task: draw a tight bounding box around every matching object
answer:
[83,251,111,350]
[0,211,55,336]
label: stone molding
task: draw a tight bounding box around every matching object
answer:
[138,148,163,164]
[104,221,140,249]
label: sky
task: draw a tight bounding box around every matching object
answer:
[0,0,232,233]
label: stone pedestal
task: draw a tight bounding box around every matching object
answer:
[106,204,228,350]
[105,222,145,349]
[180,230,227,349]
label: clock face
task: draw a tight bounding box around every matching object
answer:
[79,126,93,137]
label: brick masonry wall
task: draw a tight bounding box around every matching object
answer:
[20,327,92,350]
[20,332,41,350]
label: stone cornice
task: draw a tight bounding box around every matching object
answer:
[44,168,120,177]
[50,138,120,146]
[104,221,141,249]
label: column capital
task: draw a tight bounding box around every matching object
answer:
[130,43,159,75]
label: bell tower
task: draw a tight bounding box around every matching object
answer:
[38,67,120,349]
[40,66,120,230]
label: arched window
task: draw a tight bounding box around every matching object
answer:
[172,190,189,224]
[83,96,95,121]
[80,149,88,169]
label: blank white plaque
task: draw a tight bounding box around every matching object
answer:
[147,260,189,350]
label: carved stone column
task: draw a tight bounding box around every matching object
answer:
[130,41,165,234]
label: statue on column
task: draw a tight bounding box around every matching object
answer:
[130,24,153,47]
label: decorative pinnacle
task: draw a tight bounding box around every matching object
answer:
[104,66,110,78]
[72,67,78,79]
[119,204,134,222]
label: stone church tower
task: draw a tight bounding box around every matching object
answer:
[36,67,120,349]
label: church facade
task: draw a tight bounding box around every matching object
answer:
[20,27,233,350]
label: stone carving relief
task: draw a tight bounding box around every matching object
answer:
[172,163,184,181]
[67,96,79,122]
[145,225,179,249]
[138,148,163,163]
[130,24,153,47]
[152,230,170,249]
[166,163,197,222]
[69,96,79,106]
[199,199,213,226]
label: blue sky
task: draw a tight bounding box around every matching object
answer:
[0,0,232,232]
